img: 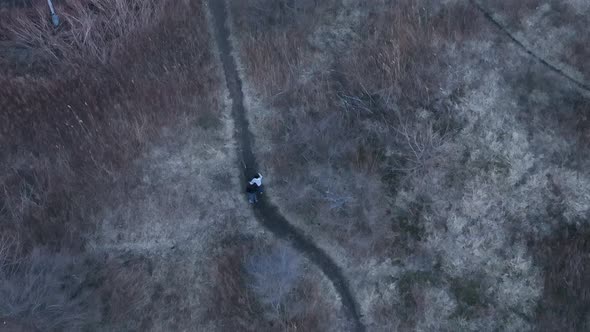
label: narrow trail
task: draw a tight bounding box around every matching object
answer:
[470,0,590,96]
[206,1,365,331]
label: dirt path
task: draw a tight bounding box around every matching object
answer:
[471,0,590,95]
[206,1,365,331]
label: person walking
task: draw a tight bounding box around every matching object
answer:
[246,173,263,204]
[249,173,263,189]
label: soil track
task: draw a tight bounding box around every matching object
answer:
[206,1,365,331]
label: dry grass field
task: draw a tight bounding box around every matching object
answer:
[1,0,589,330]
[0,0,349,330]
[0,0,225,329]
[229,0,590,330]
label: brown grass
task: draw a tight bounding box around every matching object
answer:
[204,239,262,330]
[97,255,154,326]
[342,0,482,105]
[7,0,165,65]
[231,0,337,98]
[0,249,96,331]
[0,0,218,252]
[1,0,219,329]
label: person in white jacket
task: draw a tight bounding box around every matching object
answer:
[246,173,263,204]
[249,173,263,187]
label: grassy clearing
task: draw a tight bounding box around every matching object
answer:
[230,0,590,329]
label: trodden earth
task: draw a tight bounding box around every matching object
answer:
[206,0,366,331]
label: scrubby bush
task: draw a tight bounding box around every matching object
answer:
[245,244,302,318]
[205,239,335,331]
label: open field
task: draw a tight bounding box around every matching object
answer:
[1,0,346,330]
[1,0,589,330]
[229,0,590,330]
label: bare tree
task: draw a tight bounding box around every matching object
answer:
[245,244,302,322]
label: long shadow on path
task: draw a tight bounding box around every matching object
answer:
[206,1,365,331]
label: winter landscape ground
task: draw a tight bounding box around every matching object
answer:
[0,0,589,331]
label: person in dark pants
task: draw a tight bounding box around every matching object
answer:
[246,173,263,204]
[246,182,259,204]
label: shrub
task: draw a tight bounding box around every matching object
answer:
[205,239,335,331]
[245,244,302,317]
[245,243,334,331]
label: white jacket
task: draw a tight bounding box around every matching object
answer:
[249,174,263,186]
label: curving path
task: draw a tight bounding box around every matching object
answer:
[470,0,590,95]
[206,1,365,331]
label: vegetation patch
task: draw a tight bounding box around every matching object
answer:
[396,270,441,328]
[533,224,590,331]
[449,275,489,319]
[1,0,221,329]
[204,237,336,331]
